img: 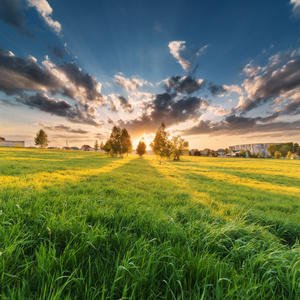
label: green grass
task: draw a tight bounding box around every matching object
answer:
[0,148,299,299]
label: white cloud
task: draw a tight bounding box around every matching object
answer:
[291,0,300,15]
[168,41,208,72]
[114,75,145,92]
[26,0,62,34]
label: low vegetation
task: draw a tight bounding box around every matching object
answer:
[0,148,299,299]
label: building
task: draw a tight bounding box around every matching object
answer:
[0,137,25,147]
[81,145,92,151]
[229,143,275,156]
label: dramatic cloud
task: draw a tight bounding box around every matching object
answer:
[26,0,61,34]
[57,62,104,103]
[0,48,105,106]
[37,122,89,134]
[169,41,208,72]
[0,0,33,37]
[237,52,300,113]
[183,115,300,137]
[119,92,208,136]
[118,96,133,113]
[108,94,133,113]
[0,48,61,94]
[115,75,144,92]
[16,93,102,127]
[164,76,205,94]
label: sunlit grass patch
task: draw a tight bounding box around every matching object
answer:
[0,148,299,299]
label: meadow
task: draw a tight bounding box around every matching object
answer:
[0,148,299,299]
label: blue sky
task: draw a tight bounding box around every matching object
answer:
[0,0,299,149]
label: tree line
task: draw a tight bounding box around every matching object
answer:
[267,142,300,159]
[101,123,189,163]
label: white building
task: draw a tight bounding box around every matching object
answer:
[229,143,275,156]
[0,137,25,147]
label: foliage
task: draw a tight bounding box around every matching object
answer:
[102,140,111,154]
[94,140,99,151]
[106,126,133,157]
[287,151,292,159]
[34,129,49,148]
[171,135,189,160]
[194,149,201,156]
[267,144,277,156]
[136,138,146,158]
[150,122,172,164]
[120,128,132,157]
[240,149,246,158]
[0,148,299,299]
[274,151,282,158]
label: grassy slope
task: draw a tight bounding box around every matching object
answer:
[0,148,299,299]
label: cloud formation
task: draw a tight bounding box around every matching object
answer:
[26,0,61,34]
[164,75,205,94]
[115,74,145,92]
[234,49,300,115]
[37,122,89,134]
[291,0,300,16]
[168,41,208,72]
[16,93,102,127]
[0,0,33,37]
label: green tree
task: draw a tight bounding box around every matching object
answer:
[267,144,277,157]
[274,151,282,159]
[94,140,99,151]
[34,129,49,149]
[136,138,147,158]
[171,135,189,160]
[297,145,300,156]
[150,122,172,165]
[120,128,132,157]
[279,145,290,157]
[240,149,246,158]
[293,143,299,153]
[100,141,104,151]
[109,126,122,156]
[102,140,111,154]
[286,151,292,159]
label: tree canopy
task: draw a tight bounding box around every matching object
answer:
[34,129,49,149]
[136,139,147,158]
[150,123,172,164]
[171,135,189,160]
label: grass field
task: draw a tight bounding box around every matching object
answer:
[0,148,299,299]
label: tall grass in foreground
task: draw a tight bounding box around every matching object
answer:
[0,148,299,299]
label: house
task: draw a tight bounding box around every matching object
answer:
[217,149,226,156]
[71,147,80,150]
[81,145,92,151]
[62,147,71,150]
[0,137,25,147]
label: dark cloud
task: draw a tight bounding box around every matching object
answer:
[164,75,205,94]
[238,56,300,113]
[50,46,66,60]
[182,115,300,137]
[109,99,118,112]
[57,62,104,103]
[0,48,61,95]
[107,117,114,124]
[208,83,227,96]
[16,93,102,127]
[0,0,33,37]
[37,123,89,134]
[118,96,133,113]
[118,92,208,136]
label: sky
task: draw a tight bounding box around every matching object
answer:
[0,0,299,150]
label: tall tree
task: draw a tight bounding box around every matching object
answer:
[34,129,49,149]
[94,140,99,151]
[150,123,172,165]
[109,126,122,156]
[171,135,189,160]
[102,139,111,154]
[136,138,147,158]
[120,128,132,157]
[100,141,104,151]
[267,144,277,157]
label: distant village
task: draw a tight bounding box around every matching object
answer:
[1,136,299,159]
